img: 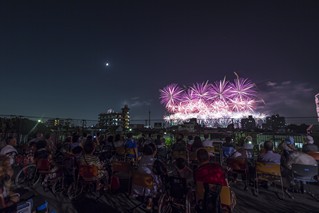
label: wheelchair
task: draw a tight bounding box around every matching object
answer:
[157,176,192,213]
[67,164,109,200]
[195,182,236,213]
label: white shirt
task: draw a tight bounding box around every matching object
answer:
[203,139,213,147]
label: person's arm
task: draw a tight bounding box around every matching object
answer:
[134,147,138,160]
[0,193,20,209]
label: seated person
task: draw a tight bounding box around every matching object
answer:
[0,137,18,166]
[257,141,281,164]
[132,144,161,197]
[186,135,194,151]
[191,136,204,152]
[278,136,297,155]
[302,135,318,153]
[171,158,193,187]
[0,155,20,210]
[202,134,213,147]
[79,141,108,190]
[34,140,52,171]
[113,134,124,148]
[194,148,227,186]
[285,151,318,170]
[172,134,187,152]
[124,133,139,161]
[222,137,241,159]
[240,136,254,159]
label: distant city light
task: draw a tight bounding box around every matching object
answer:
[37,119,42,123]
[159,73,266,127]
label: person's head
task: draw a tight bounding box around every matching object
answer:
[225,136,232,144]
[193,136,203,149]
[142,144,154,156]
[72,134,80,143]
[188,135,193,140]
[36,132,44,139]
[245,136,253,144]
[285,136,294,145]
[115,134,121,141]
[197,148,209,163]
[127,132,133,139]
[175,157,187,170]
[107,135,114,143]
[36,140,47,150]
[177,133,184,141]
[305,135,314,144]
[264,141,273,151]
[64,136,72,143]
[6,136,17,146]
[83,141,95,154]
[204,134,209,140]
[86,135,93,143]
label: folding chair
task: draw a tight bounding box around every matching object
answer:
[291,164,318,201]
[130,171,154,211]
[226,157,249,190]
[255,162,284,199]
[111,161,132,194]
[195,182,222,213]
[158,176,191,213]
[79,165,99,182]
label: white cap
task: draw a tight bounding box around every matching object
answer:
[306,135,314,144]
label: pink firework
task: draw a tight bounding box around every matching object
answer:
[159,84,184,108]
[229,97,255,112]
[190,81,211,102]
[159,73,264,126]
[229,74,256,100]
[210,77,232,102]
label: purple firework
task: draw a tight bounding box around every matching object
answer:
[229,74,256,100]
[159,84,184,107]
[181,88,195,103]
[190,81,211,101]
[210,77,232,102]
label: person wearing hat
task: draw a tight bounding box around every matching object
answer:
[302,135,318,153]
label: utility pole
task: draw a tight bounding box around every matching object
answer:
[148,110,151,128]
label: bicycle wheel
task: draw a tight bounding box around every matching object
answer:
[15,164,37,187]
[67,182,83,200]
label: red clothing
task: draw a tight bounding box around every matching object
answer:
[194,163,227,186]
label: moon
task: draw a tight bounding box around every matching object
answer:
[106,62,109,67]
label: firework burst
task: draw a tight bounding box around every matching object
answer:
[159,74,265,127]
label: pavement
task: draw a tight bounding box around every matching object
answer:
[29,179,319,213]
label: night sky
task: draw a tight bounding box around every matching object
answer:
[1,1,319,124]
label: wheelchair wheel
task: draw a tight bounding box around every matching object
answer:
[67,182,83,200]
[15,164,38,187]
[158,193,173,213]
[185,193,192,213]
